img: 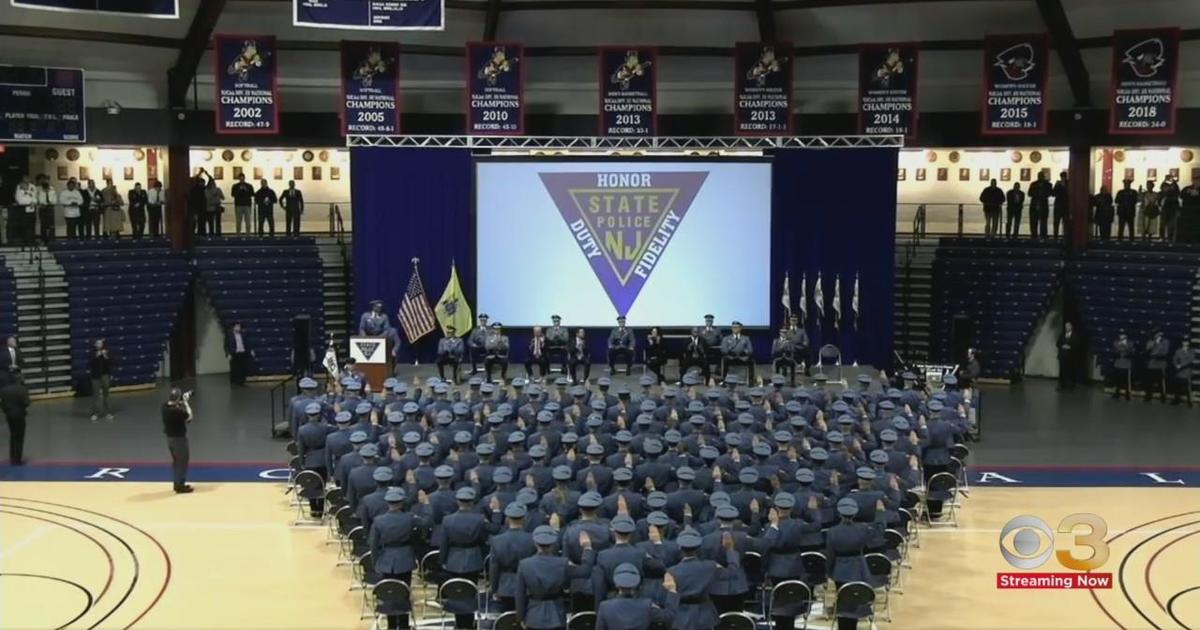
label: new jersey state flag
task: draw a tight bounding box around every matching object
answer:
[436,263,473,337]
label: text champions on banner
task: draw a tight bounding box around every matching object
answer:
[214,34,279,135]
[858,43,919,140]
[10,0,178,18]
[1110,28,1180,135]
[340,41,401,135]
[981,34,1049,135]
[466,42,524,135]
[0,65,86,143]
[599,47,657,137]
[294,0,443,30]
[734,42,793,136]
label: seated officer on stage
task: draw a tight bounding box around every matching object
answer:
[569,328,592,384]
[546,315,570,368]
[772,328,798,385]
[608,316,636,374]
[484,322,510,381]
[436,327,464,383]
[360,299,401,359]
[680,327,710,381]
[786,313,809,372]
[720,321,754,381]
[469,313,490,374]
[700,315,723,374]
[527,326,550,379]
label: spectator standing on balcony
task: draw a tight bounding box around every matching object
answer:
[1139,182,1160,240]
[1181,181,1200,243]
[1091,185,1114,241]
[281,180,304,236]
[127,182,148,238]
[1028,171,1052,238]
[204,177,225,236]
[12,176,35,247]
[147,180,165,238]
[89,338,113,422]
[34,174,57,243]
[1160,175,1181,242]
[100,178,125,237]
[231,173,254,235]
[1051,171,1070,238]
[1115,179,1138,241]
[60,178,83,238]
[255,179,277,236]
[188,172,210,236]
[82,179,101,238]
[978,179,1004,237]
[1005,182,1025,237]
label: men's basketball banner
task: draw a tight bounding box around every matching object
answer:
[539,171,708,316]
[466,42,524,135]
[734,42,793,135]
[858,43,919,140]
[10,0,177,17]
[214,34,279,135]
[1110,28,1179,135]
[340,41,401,135]
[599,47,657,137]
[981,34,1049,135]
[294,0,443,30]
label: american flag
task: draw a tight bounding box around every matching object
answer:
[398,263,437,343]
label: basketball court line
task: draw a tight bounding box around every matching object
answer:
[0,524,49,560]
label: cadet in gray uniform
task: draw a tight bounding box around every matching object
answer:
[438,487,491,628]
[484,322,511,381]
[699,315,723,376]
[489,502,536,612]
[665,528,737,630]
[516,525,597,630]
[1145,330,1170,403]
[1171,339,1194,407]
[469,314,490,374]
[720,321,755,381]
[1111,332,1134,401]
[368,487,424,630]
[595,563,677,630]
[827,498,871,630]
[608,316,636,374]
[436,326,464,383]
[772,328,798,385]
[546,315,570,370]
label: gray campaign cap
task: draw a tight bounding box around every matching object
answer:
[836,415,855,427]
[359,444,379,458]
[771,374,786,386]
[454,431,473,445]
[598,376,612,387]
[639,400,657,412]
[832,401,849,413]
[795,468,815,483]
[643,439,663,455]
[533,525,559,546]
[880,429,898,443]
[578,491,603,509]
[752,443,772,458]
[611,515,637,534]
[682,373,701,386]
[590,399,608,411]
[774,430,793,443]
[716,505,740,520]
[402,402,420,414]
[857,374,873,385]
[403,431,422,445]
[837,498,860,517]
[613,467,633,482]
[373,467,395,482]
[415,443,435,457]
[808,447,829,461]
[943,374,959,386]
[452,402,470,415]
[385,488,407,503]
[870,450,889,465]
[613,563,641,589]
[516,487,539,506]
[304,402,321,415]
[647,511,670,527]
[677,530,703,550]
[508,431,527,445]
[529,444,547,458]
[826,431,845,444]
[476,443,495,455]
[709,491,731,507]
[699,445,720,460]
[455,487,477,501]
[537,410,555,424]
[552,465,573,481]
[435,465,456,479]
[505,502,528,519]
[386,412,403,425]
[676,466,696,481]
[892,418,911,432]
[562,432,579,444]
[493,467,514,484]
[855,466,876,481]
[350,431,369,444]
[586,443,605,456]
[615,430,633,443]
[738,468,760,484]
[647,491,668,509]
[773,492,796,509]
[335,411,354,424]
[356,402,373,415]
[639,375,656,387]
[299,377,318,389]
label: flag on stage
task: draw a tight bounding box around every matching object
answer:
[322,342,340,379]
[399,258,438,343]
[814,273,825,320]
[798,272,807,321]
[852,273,861,329]
[781,272,791,317]
[436,263,473,337]
[832,275,842,330]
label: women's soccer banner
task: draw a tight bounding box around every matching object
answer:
[981,34,1049,135]
[214,34,279,135]
[734,42,793,136]
[599,47,657,137]
[341,41,401,135]
[1109,28,1180,135]
[858,43,919,140]
[466,42,524,135]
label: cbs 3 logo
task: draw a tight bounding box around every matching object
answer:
[999,514,1109,571]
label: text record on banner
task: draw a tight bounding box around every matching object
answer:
[294,0,443,30]
[214,35,279,135]
[1110,28,1179,135]
[11,0,178,18]
[466,42,524,135]
[0,65,86,143]
[981,34,1049,135]
[598,47,657,137]
[858,43,919,140]
[734,42,793,136]
[341,41,401,135]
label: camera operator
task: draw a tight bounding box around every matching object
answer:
[163,387,194,494]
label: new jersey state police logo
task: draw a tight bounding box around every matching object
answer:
[540,172,708,316]
[994,43,1035,81]
[1122,38,1166,78]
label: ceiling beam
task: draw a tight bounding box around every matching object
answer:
[501,0,751,10]
[755,0,776,42]
[0,25,179,48]
[168,0,228,108]
[234,0,488,9]
[772,0,996,9]
[1035,0,1090,107]
[483,0,503,39]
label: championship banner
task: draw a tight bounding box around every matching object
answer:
[466,42,524,135]
[1110,28,1180,135]
[598,47,657,137]
[981,34,1049,135]
[214,35,279,135]
[858,43,919,140]
[0,65,85,143]
[340,41,401,136]
[11,0,177,18]
[733,42,793,135]
[294,0,443,30]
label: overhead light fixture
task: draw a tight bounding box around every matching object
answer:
[101,100,122,115]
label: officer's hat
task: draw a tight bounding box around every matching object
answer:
[455,487,477,502]
[837,498,859,517]
[879,429,898,443]
[870,449,889,465]
[359,444,379,458]
[493,467,514,484]
[373,467,394,483]
[611,515,637,535]
[304,402,321,415]
[646,491,668,509]
[475,442,495,456]
[647,511,670,527]
[856,466,876,481]
[738,468,759,484]
[529,444,547,458]
[504,502,527,519]
[349,431,369,444]
[709,491,731,507]
[613,467,633,483]
[808,447,829,461]
[385,488,406,503]
[299,377,318,389]
[434,465,455,479]
[773,492,796,509]
[578,491,603,509]
[335,411,354,424]
[552,465,573,481]
[677,530,703,550]
[402,401,420,414]
[532,526,558,546]
[613,563,641,589]
[795,468,815,483]
[676,467,696,481]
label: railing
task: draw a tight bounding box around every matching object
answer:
[35,250,50,396]
[898,203,977,236]
[209,201,351,237]
[268,374,299,439]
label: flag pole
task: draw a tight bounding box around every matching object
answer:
[412,257,421,366]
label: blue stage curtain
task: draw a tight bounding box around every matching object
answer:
[351,147,475,362]
[770,148,898,369]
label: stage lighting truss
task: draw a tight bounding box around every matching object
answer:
[345,134,904,152]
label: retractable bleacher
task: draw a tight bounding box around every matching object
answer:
[0,256,16,341]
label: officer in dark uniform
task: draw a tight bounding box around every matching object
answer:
[438,486,491,628]
[368,487,424,630]
[345,444,382,511]
[1006,182,1026,237]
[595,563,677,630]
[700,315,723,376]
[666,528,737,630]
[516,525,597,630]
[1057,322,1080,391]
[1171,339,1194,406]
[469,314,490,374]
[489,502,536,612]
[436,327,464,383]
[1145,329,1170,403]
[1111,331,1134,400]
[484,323,511,381]
[772,328,798,385]
[827,498,872,630]
[720,321,754,381]
[357,466,395,530]
[296,402,332,516]
[608,316,636,374]
[546,315,570,372]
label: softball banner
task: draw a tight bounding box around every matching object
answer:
[466,42,524,135]
[214,34,279,135]
[340,41,401,135]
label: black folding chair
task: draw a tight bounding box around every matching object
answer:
[864,553,896,621]
[716,612,756,630]
[292,470,325,525]
[767,580,812,629]
[925,472,959,527]
[834,582,876,627]
[742,550,766,614]
[817,344,842,382]
[419,550,445,616]
[494,611,521,630]
[438,578,480,630]
[371,579,412,627]
[567,611,597,630]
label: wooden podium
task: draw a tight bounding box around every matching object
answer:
[349,336,390,391]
